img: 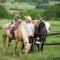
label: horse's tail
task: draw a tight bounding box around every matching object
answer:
[2,26,7,48]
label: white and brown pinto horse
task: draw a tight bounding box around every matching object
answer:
[2,21,31,55]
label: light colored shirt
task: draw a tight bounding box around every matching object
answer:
[25,23,34,36]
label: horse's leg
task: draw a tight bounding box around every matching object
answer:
[44,31,47,42]
[7,37,12,54]
[18,41,22,56]
[29,36,34,53]
[8,37,12,47]
[2,34,7,48]
[2,34,7,53]
[37,44,40,51]
[13,29,18,55]
[34,38,37,52]
[41,40,44,51]
[14,38,18,56]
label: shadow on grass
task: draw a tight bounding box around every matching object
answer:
[44,42,60,45]
[52,57,60,60]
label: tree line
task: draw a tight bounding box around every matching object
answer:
[0,4,60,20]
[0,0,60,3]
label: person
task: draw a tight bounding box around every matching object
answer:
[32,20,37,28]
[11,11,21,28]
[25,16,34,52]
[3,11,21,39]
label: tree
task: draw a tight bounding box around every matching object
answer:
[0,0,6,3]
[43,4,60,20]
[0,5,10,19]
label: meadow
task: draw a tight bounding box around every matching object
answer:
[0,20,60,60]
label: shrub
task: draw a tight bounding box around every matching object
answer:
[0,4,11,19]
[42,4,60,20]
[19,9,43,20]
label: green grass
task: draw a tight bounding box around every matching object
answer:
[0,20,60,60]
[51,21,60,31]
[0,19,11,27]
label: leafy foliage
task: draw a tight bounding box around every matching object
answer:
[42,4,60,20]
[0,5,11,19]
[19,9,43,20]
[0,0,6,3]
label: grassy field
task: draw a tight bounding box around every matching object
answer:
[0,20,60,60]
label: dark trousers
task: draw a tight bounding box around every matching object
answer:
[29,36,34,52]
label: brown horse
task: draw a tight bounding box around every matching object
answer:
[34,21,47,51]
[2,22,31,55]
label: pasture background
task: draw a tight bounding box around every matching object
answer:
[0,20,60,60]
[0,1,60,20]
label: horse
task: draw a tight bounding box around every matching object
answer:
[2,21,31,55]
[34,21,47,51]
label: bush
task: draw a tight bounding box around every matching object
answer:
[42,4,60,20]
[19,9,43,20]
[0,4,11,19]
